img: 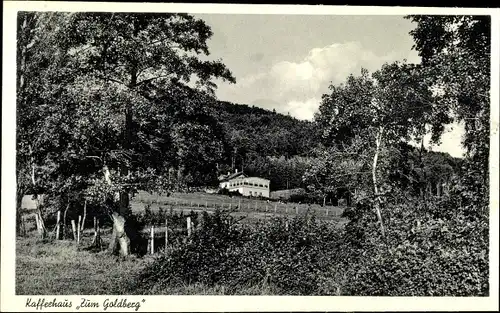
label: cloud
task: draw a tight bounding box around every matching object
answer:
[286,97,322,120]
[217,41,403,120]
[215,41,462,157]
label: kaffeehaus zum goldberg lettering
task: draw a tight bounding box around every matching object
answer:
[25,297,145,311]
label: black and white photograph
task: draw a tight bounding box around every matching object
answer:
[1,1,499,312]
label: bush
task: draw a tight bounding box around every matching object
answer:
[135,189,488,296]
[339,196,489,296]
[137,209,342,295]
[218,188,242,197]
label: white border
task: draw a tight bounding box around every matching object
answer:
[2,2,499,312]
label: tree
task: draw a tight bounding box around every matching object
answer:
[16,12,235,254]
[406,15,490,209]
[302,141,370,206]
[315,62,443,238]
[16,12,80,237]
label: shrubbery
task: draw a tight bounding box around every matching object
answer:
[137,204,199,228]
[338,195,489,296]
[217,188,242,197]
[135,192,488,296]
[137,209,343,295]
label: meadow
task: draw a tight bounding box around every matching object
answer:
[16,193,490,297]
[16,192,348,295]
[130,191,346,222]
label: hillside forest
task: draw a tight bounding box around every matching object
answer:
[16,12,490,296]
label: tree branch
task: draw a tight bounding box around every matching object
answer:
[135,75,173,87]
[95,74,127,86]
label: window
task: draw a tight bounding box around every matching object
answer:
[259,184,264,187]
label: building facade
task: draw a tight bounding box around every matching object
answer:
[219,170,270,198]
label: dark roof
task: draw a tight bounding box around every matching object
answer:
[219,171,246,182]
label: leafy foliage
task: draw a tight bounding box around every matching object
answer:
[339,195,488,296]
[138,210,342,295]
[16,12,236,220]
[406,15,490,208]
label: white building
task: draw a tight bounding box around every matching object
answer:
[219,170,270,198]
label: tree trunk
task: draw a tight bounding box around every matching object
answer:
[28,143,46,238]
[108,212,130,256]
[55,210,61,240]
[91,217,102,249]
[103,60,141,256]
[63,201,70,239]
[372,126,386,239]
[35,199,46,239]
[80,199,87,235]
[418,137,428,203]
[16,188,26,236]
[103,165,131,256]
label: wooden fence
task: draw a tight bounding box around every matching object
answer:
[131,197,345,218]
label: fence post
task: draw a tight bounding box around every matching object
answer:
[77,215,82,244]
[21,215,26,236]
[274,203,277,213]
[92,217,102,249]
[81,200,87,238]
[296,206,299,215]
[326,208,329,216]
[71,220,77,241]
[205,201,208,209]
[150,225,155,254]
[238,199,241,210]
[187,217,192,237]
[55,211,61,240]
[285,204,288,214]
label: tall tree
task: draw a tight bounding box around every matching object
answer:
[16,12,235,253]
[406,15,490,209]
[69,13,235,255]
[16,12,79,237]
[315,62,442,238]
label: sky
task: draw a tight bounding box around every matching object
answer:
[193,14,466,158]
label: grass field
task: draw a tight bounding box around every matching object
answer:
[131,191,346,223]
[16,234,276,295]
[16,191,348,295]
[16,234,147,295]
